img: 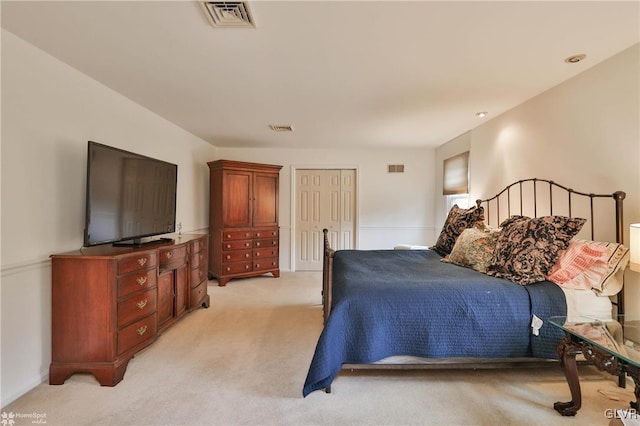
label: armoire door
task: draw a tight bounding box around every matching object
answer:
[253,172,279,227]
[295,169,356,271]
[222,170,253,228]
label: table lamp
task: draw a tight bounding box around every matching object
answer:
[631,223,640,272]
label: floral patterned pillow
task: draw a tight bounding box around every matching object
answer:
[486,215,586,285]
[432,205,485,256]
[442,227,499,273]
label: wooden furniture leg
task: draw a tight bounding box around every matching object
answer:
[554,335,582,416]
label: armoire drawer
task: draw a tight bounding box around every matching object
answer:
[253,259,278,272]
[253,228,278,239]
[222,250,251,262]
[222,230,252,241]
[222,262,252,274]
[253,248,278,259]
[253,238,278,248]
[222,240,252,250]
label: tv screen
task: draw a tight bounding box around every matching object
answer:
[84,141,177,247]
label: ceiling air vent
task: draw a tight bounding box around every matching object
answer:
[269,125,294,132]
[202,2,255,28]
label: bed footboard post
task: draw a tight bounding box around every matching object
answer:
[322,229,335,324]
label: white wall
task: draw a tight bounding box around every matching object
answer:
[217,147,437,271]
[0,30,218,406]
[436,44,640,317]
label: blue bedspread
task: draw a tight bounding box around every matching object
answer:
[302,249,566,397]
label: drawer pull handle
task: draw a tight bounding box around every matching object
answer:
[245,253,250,258]
[272,241,277,245]
[137,299,148,309]
[245,233,250,237]
[137,258,147,266]
[226,267,231,272]
[136,326,148,336]
[256,233,261,237]
[226,255,231,260]
[245,243,250,247]
[226,234,231,238]
[245,265,250,270]
[165,251,173,259]
[256,252,260,257]
[227,244,232,249]
[256,242,261,247]
[136,276,147,286]
[255,264,260,268]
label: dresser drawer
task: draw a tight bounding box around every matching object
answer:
[253,248,278,259]
[117,314,157,356]
[190,280,207,306]
[159,246,187,265]
[253,238,278,248]
[190,264,207,287]
[118,252,158,275]
[191,238,207,254]
[253,228,278,239]
[222,230,252,241]
[118,269,157,298]
[117,289,157,328]
[222,240,252,251]
[190,250,206,268]
[222,262,252,274]
[253,258,278,272]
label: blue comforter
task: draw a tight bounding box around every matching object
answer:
[302,249,566,397]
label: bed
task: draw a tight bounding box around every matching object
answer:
[303,178,628,397]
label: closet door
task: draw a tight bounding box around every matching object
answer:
[295,169,355,271]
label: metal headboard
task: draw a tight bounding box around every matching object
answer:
[475,178,626,318]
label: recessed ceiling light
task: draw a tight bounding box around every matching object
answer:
[475,112,488,118]
[564,54,586,64]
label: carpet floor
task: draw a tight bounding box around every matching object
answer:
[2,271,635,425]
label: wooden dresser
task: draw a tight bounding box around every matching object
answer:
[49,234,209,386]
[208,160,282,286]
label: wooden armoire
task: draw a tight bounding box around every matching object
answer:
[208,160,282,286]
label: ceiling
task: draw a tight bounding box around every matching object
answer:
[2,1,639,149]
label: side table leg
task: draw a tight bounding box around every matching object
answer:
[554,335,582,416]
[630,373,639,410]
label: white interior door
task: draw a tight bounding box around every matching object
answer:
[295,169,356,271]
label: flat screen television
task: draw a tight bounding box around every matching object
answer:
[84,141,178,247]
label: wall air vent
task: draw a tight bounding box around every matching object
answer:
[202,2,255,28]
[269,125,294,132]
[388,164,405,173]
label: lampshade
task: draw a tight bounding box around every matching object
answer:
[631,223,640,272]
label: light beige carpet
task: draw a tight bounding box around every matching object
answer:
[2,272,635,425]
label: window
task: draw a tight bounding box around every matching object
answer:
[443,151,470,211]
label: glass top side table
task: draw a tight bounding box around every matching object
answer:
[549,316,640,416]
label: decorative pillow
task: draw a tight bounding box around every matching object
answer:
[547,240,609,290]
[442,227,499,273]
[573,240,630,296]
[486,215,586,285]
[432,205,485,256]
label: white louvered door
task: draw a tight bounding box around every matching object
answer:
[295,169,356,271]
